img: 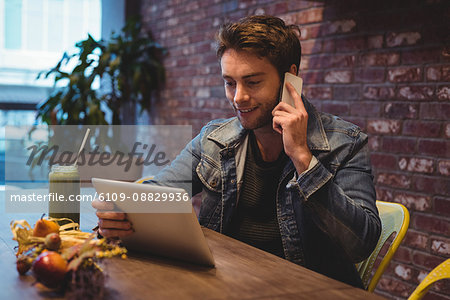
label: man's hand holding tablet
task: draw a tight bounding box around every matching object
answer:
[92,199,134,238]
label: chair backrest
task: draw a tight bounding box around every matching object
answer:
[408,259,450,300]
[356,200,410,292]
[135,176,154,184]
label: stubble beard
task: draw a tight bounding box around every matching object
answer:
[235,85,282,130]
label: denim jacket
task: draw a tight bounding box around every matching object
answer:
[151,98,381,288]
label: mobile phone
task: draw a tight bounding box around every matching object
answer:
[281,72,303,107]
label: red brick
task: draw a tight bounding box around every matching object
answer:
[438,160,450,176]
[420,103,450,120]
[201,53,218,64]
[422,291,450,300]
[302,70,324,84]
[288,1,322,11]
[446,124,450,139]
[303,86,332,100]
[299,57,309,70]
[345,117,365,131]
[334,86,359,100]
[301,39,322,55]
[279,14,298,28]
[355,68,385,83]
[394,191,432,211]
[377,172,411,189]
[368,120,401,135]
[298,24,321,40]
[335,36,365,52]
[434,197,450,217]
[271,2,288,15]
[369,136,381,151]
[371,153,397,170]
[162,7,174,18]
[403,121,441,137]
[418,139,448,157]
[195,87,210,98]
[296,7,325,24]
[324,19,356,35]
[321,101,349,115]
[324,70,352,83]
[404,230,429,250]
[413,175,450,196]
[322,39,335,53]
[382,136,416,153]
[367,35,383,49]
[398,86,434,101]
[395,246,413,264]
[436,86,450,101]
[426,66,443,81]
[442,65,450,81]
[413,214,450,236]
[386,32,421,47]
[398,157,434,174]
[402,47,442,65]
[306,55,327,69]
[167,17,179,27]
[375,187,393,202]
[328,54,356,68]
[430,236,450,256]
[412,251,448,274]
[388,67,422,82]
[393,263,413,281]
[363,86,395,100]
[351,101,380,117]
[176,35,190,45]
[384,103,418,119]
[377,276,411,298]
[361,53,400,66]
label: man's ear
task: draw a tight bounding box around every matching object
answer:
[288,64,298,76]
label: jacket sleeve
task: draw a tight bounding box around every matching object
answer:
[296,132,381,263]
[147,131,204,197]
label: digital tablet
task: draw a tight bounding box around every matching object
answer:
[91,177,215,267]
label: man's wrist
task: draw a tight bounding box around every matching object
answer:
[302,156,318,175]
[292,151,313,174]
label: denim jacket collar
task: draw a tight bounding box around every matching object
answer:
[206,117,246,147]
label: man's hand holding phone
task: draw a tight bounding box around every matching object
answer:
[272,72,312,174]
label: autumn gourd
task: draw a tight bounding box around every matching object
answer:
[33,218,60,237]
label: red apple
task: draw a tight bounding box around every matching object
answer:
[32,251,68,288]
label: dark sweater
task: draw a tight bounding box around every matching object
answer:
[229,132,287,258]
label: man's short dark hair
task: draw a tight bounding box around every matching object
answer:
[216,15,302,78]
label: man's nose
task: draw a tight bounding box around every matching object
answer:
[233,84,250,105]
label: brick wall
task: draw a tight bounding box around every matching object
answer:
[141,1,450,298]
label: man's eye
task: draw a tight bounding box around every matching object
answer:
[248,81,261,86]
[225,81,235,87]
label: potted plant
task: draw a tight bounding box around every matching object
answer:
[36,19,166,125]
[25,20,166,182]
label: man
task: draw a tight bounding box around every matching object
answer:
[93,15,381,288]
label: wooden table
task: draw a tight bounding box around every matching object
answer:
[0,193,383,299]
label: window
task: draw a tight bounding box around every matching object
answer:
[0,0,102,90]
[0,0,125,187]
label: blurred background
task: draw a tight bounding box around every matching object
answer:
[0,0,449,299]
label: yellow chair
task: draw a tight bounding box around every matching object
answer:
[408,259,450,300]
[135,176,154,184]
[356,200,410,292]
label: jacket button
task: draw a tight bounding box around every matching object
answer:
[227,151,233,157]
[210,179,217,187]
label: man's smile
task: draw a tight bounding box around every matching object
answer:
[236,106,257,113]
